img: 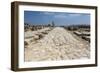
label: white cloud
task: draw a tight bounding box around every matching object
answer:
[68,14,82,17]
[54,14,67,18]
[54,13,82,18]
[41,12,86,18]
[42,12,55,15]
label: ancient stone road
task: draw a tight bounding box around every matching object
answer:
[25,27,90,62]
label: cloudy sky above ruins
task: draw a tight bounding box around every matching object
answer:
[24,11,90,26]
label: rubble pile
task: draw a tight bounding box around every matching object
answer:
[25,27,90,62]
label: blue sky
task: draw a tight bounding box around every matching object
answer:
[24,11,90,26]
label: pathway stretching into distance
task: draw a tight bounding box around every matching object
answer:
[25,27,90,62]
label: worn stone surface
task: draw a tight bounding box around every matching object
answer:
[25,27,90,62]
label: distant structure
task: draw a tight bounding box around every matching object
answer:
[24,21,56,32]
[65,24,90,31]
[52,21,55,27]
